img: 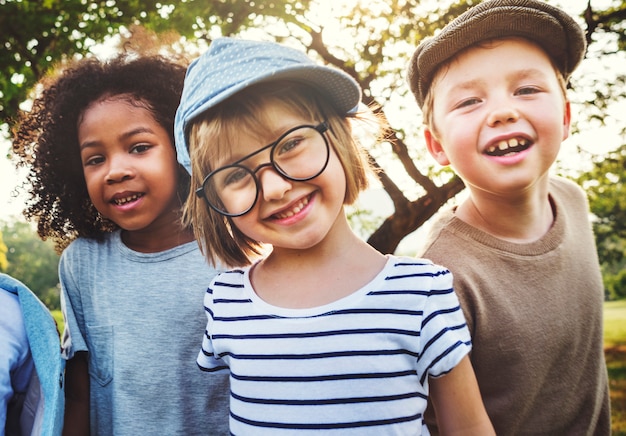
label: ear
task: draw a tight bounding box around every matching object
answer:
[424,128,451,166]
[561,100,572,141]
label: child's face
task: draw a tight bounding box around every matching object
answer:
[425,38,571,198]
[78,97,181,234]
[216,102,348,251]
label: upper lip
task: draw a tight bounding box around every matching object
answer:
[484,134,533,156]
[265,193,312,220]
[109,191,144,205]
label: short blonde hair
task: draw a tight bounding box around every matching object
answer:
[184,82,372,267]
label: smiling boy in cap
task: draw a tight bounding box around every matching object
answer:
[406,0,611,434]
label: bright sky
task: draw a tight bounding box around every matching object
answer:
[1,0,623,242]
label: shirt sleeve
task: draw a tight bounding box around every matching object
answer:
[0,288,34,426]
[59,247,88,360]
[196,277,225,372]
[415,266,472,384]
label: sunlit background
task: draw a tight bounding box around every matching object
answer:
[1,0,624,253]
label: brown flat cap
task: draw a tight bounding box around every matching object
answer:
[407,0,587,108]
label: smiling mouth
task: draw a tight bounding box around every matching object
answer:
[272,195,310,220]
[486,137,531,157]
[112,193,144,205]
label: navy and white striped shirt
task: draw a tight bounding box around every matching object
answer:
[197,256,471,435]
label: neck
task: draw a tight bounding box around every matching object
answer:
[456,186,555,243]
[251,215,386,308]
[121,209,195,253]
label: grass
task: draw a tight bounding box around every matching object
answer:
[605,300,626,348]
[50,302,626,433]
[605,300,626,435]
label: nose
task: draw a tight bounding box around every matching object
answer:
[487,99,520,127]
[105,156,134,184]
[257,166,292,201]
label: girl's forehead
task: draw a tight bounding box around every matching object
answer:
[79,94,154,124]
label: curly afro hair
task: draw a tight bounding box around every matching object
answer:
[12,54,188,252]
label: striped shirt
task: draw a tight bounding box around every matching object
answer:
[197,255,471,435]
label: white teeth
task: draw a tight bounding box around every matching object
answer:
[114,194,141,205]
[498,141,508,150]
[275,197,309,219]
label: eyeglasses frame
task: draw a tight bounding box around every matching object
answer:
[196,121,330,217]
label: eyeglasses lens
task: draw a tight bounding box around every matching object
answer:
[203,125,328,216]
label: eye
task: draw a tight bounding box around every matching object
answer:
[83,155,104,167]
[222,166,251,187]
[277,136,305,156]
[454,97,481,110]
[516,86,540,96]
[130,143,152,154]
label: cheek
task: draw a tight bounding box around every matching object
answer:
[231,215,259,240]
[82,170,101,201]
[325,153,347,198]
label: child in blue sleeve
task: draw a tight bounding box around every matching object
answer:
[1,273,64,436]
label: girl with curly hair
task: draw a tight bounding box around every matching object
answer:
[12,54,229,435]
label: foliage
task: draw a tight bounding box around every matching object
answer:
[51,309,64,336]
[0,230,8,271]
[0,0,313,125]
[578,144,626,299]
[2,0,626,257]
[604,299,626,434]
[0,220,61,310]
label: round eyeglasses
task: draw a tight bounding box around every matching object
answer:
[196,122,330,217]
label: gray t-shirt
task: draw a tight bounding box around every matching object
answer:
[60,231,229,435]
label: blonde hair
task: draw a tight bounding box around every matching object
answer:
[184,82,373,267]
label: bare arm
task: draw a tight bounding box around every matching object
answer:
[63,352,90,436]
[429,355,495,436]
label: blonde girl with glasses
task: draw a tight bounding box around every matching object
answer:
[176,37,494,435]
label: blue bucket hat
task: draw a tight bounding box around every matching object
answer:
[174,37,362,175]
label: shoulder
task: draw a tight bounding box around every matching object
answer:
[203,267,250,307]
[549,176,586,202]
[61,233,116,258]
[417,207,459,256]
[387,255,449,272]
[549,176,591,226]
[384,255,453,286]
[418,208,483,268]
[0,275,45,312]
[0,273,24,295]
[211,267,248,287]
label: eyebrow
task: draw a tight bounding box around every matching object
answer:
[454,78,485,91]
[79,127,156,151]
[511,68,548,80]
[450,67,549,94]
